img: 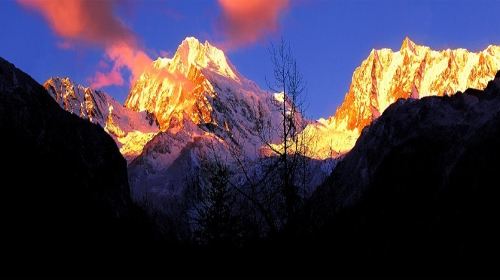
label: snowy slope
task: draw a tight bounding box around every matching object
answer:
[302,37,500,159]
[44,77,159,160]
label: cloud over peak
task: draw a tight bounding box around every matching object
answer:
[17,0,292,89]
[18,0,151,88]
[18,0,135,46]
[218,0,289,49]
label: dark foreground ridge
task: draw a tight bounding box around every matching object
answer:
[292,71,500,274]
[0,57,157,275]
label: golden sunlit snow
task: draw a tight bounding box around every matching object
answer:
[300,37,500,159]
[45,37,500,162]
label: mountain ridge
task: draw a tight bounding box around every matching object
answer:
[301,37,500,158]
[45,37,500,162]
[125,37,243,130]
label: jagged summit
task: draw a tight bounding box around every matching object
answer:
[44,77,104,124]
[125,36,252,130]
[43,77,159,160]
[299,40,500,159]
[174,36,238,80]
[44,37,279,167]
[121,37,288,205]
[400,36,417,52]
[44,37,500,166]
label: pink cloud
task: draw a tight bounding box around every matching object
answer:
[17,0,135,46]
[90,43,152,88]
[91,68,125,89]
[17,0,290,87]
[17,0,151,88]
[218,0,289,49]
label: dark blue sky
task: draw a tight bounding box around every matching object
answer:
[1,0,499,119]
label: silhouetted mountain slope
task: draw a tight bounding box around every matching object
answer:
[295,71,500,274]
[0,57,154,273]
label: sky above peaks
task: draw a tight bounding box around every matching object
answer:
[1,0,500,119]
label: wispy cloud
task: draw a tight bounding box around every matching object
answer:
[217,0,289,49]
[17,0,292,89]
[17,0,152,88]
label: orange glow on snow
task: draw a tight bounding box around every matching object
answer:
[118,131,157,159]
[125,38,238,131]
[296,39,500,159]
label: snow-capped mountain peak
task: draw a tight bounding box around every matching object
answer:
[300,38,500,159]
[400,36,417,53]
[173,36,238,80]
[125,36,261,132]
[45,37,500,166]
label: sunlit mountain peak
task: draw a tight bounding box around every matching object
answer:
[173,36,238,80]
[400,36,417,52]
[124,36,246,130]
[299,38,500,159]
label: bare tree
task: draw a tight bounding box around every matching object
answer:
[187,148,240,246]
[216,38,313,235]
[259,38,310,221]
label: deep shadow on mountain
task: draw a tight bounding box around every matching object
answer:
[287,71,500,275]
[0,57,165,274]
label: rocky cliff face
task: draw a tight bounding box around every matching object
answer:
[44,77,159,160]
[299,72,500,272]
[125,37,283,148]
[126,37,240,129]
[303,37,500,158]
